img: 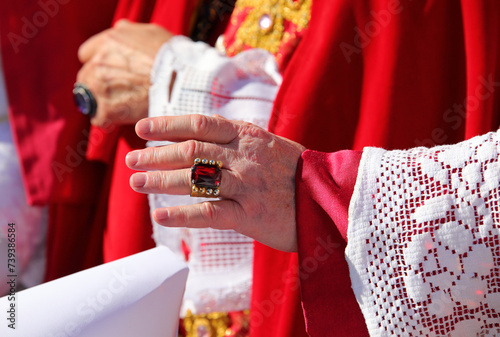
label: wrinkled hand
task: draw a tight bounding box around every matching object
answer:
[77,19,173,128]
[126,115,306,252]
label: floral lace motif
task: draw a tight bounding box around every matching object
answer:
[347,131,500,336]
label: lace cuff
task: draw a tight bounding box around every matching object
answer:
[347,131,500,336]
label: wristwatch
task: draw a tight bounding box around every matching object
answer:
[73,83,97,117]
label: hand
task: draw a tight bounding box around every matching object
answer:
[76,19,174,128]
[126,115,306,252]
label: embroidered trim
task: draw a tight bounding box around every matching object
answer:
[225,0,311,68]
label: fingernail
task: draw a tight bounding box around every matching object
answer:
[136,119,152,136]
[125,150,140,167]
[130,172,147,188]
[154,209,170,223]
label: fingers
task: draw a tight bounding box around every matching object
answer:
[76,59,150,127]
[129,168,239,198]
[135,115,241,143]
[77,20,134,64]
[78,20,131,63]
[130,169,190,195]
[78,30,109,63]
[152,200,244,231]
[126,140,229,171]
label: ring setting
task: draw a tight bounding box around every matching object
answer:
[73,83,97,117]
[191,158,222,198]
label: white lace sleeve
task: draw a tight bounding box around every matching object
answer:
[148,36,282,316]
[346,131,500,336]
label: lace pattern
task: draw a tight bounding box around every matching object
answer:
[347,131,500,336]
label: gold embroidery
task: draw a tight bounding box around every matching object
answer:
[182,310,250,337]
[231,0,312,55]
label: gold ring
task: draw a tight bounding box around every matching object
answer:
[190,158,222,198]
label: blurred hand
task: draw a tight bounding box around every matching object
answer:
[125,115,306,252]
[77,19,173,128]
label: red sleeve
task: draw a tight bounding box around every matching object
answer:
[44,0,159,281]
[295,149,368,336]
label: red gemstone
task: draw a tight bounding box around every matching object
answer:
[191,163,221,188]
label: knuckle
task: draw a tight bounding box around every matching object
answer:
[86,59,103,74]
[89,51,111,69]
[200,201,218,225]
[157,172,170,191]
[244,123,269,139]
[190,114,211,137]
[183,140,202,160]
[239,121,254,128]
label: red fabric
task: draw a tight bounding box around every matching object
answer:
[41,0,201,274]
[0,1,119,206]
[81,0,161,267]
[100,0,200,263]
[102,127,155,262]
[25,0,201,280]
[34,0,207,278]
[296,150,365,336]
[0,0,120,280]
[150,0,200,35]
[253,0,500,336]
[1,0,162,281]
[250,249,308,337]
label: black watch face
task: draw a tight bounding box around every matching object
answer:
[73,84,97,116]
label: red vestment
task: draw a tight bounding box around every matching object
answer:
[5,0,499,335]
[0,0,167,281]
[1,0,119,278]
[278,0,500,335]
[92,0,202,264]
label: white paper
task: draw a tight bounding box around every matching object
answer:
[0,246,188,337]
